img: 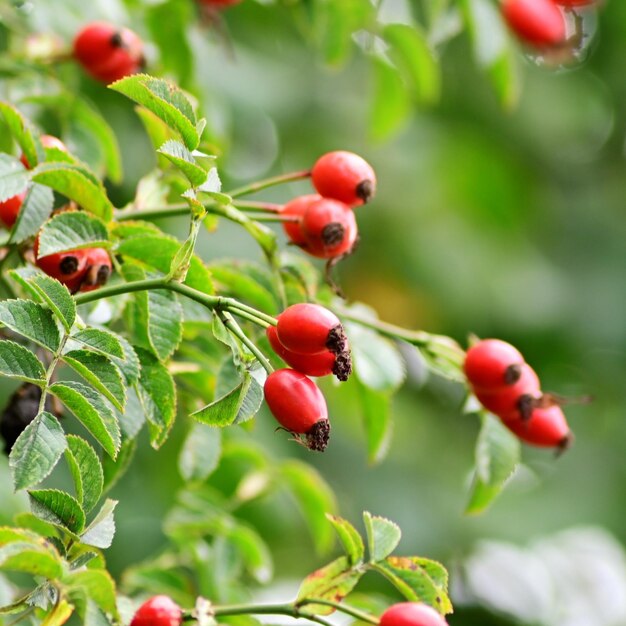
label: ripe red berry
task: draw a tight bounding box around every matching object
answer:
[266,325,351,381]
[464,339,525,391]
[502,405,572,451]
[79,248,113,293]
[280,194,322,246]
[300,197,358,259]
[502,0,567,47]
[0,191,26,229]
[130,595,182,626]
[311,151,376,207]
[380,602,448,626]
[264,369,330,451]
[34,235,90,293]
[474,363,541,419]
[552,0,593,5]
[73,22,144,83]
[21,135,68,169]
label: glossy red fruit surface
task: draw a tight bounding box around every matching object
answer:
[474,363,541,418]
[380,602,448,626]
[311,150,376,206]
[280,194,322,246]
[34,236,89,293]
[264,369,329,451]
[300,197,357,259]
[130,595,182,626]
[464,339,525,391]
[267,325,351,381]
[503,405,572,449]
[276,303,344,355]
[79,248,113,292]
[21,135,68,169]
[502,0,567,46]
[0,191,26,228]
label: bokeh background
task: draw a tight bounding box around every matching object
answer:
[1,0,625,624]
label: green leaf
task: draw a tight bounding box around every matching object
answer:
[31,162,114,221]
[363,512,401,563]
[0,542,63,579]
[0,102,43,168]
[383,23,441,106]
[80,499,116,549]
[0,340,46,383]
[191,374,251,427]
[179,423,222,482]
[417,334,466,383]
[49,381,121,459]
[326,514,365,566]
[63,350,126,411]
[37,212,109,256]
[110,75,199,150]
[9,412,66,491]
[280,460,337,555]
[117,235,214,294]
[372,556,452,614]
[137,285,183,362]
[9,183,54,244]
[41,598,73,626]
[228,523,273,584]
[0,154,28,202]
[297,556,363,615]
[158,140,209,187]
[64,435,103,513]
[64,569,118,617]
[102,438,136,494]
[355,380,393,465]
[134,348,176,448]
[0,300,60,352]
[466,412,520,514]
[27,274,76,331]
[28,489,86,534]
[70,328,124,360]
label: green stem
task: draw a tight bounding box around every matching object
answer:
[227,169,311,199]
[234,200,283,212]
[297,599,378,624]
[39,334,69,414]
[220,312,273,374]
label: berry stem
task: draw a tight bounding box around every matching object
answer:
[220,311,274,374]
[227,169,312,199]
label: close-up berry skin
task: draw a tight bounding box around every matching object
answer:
[280,194,322,246]
[34,236,90,293]
[464,339,525,391]
[379,602,448,626]
[79,247,113,292]
[263,369,330,451]
[266,325,351,381]
[129,595,183,626]
[300,197,358,259]
[73,22,144,83]
[0,191,26,229]
[311,150,377,206]
[20,135,68,169]
[502,405,572,450]
[502,0,567,47]
[474,363,541,419]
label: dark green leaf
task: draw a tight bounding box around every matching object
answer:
[9,183,54,244]
[158,140,208,187]
[363,511,401,563]
[0,340,46,383]
[27,274,76,331]
[9,412,66,491]
[0,300,60,352]
[326,514,365,566]
[28,489,85,534]
[37,211,109,256]
[70,328,124,360]
[102,438,136,494]
[191,375,251,427]
[0,102,43,168]
[65,435,103,513]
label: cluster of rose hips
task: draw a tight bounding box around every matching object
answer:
[263,303,352,452]
[129,596,449,626]
[280,151,376,262]
[0,135,112,294]
[502,0,596,49]
[464,339,573,451]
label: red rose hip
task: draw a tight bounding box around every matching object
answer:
[502,405,573,451]
[0,191,26,229]
[79,247,113,292]
[464,339,525,391]
[280,194,322,246]
[502,0,567,47]
[264,369,330,451]
[380,602,448,626]
[34,235,90,293]
[130,595,182,626]
[311,150,376,206]
[300,197,358,259]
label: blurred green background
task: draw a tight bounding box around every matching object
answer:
[1,0,625,624]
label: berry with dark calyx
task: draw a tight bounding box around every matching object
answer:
[34,235,89,294]
[380,602,448,626]
[0,191,26,229]
[73,22,144,83]
[311,150,377,207]
[474,363,542,420]
[502,405,573,452]
[20,135,68,169]
[264,369,330,451]
[266,325,351,381]
[130,595,182,626]
[502,0,567,47]
[464,339,525,391]
[300,197,358,259]
[280,194,322,246]
[79,247,113,292]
